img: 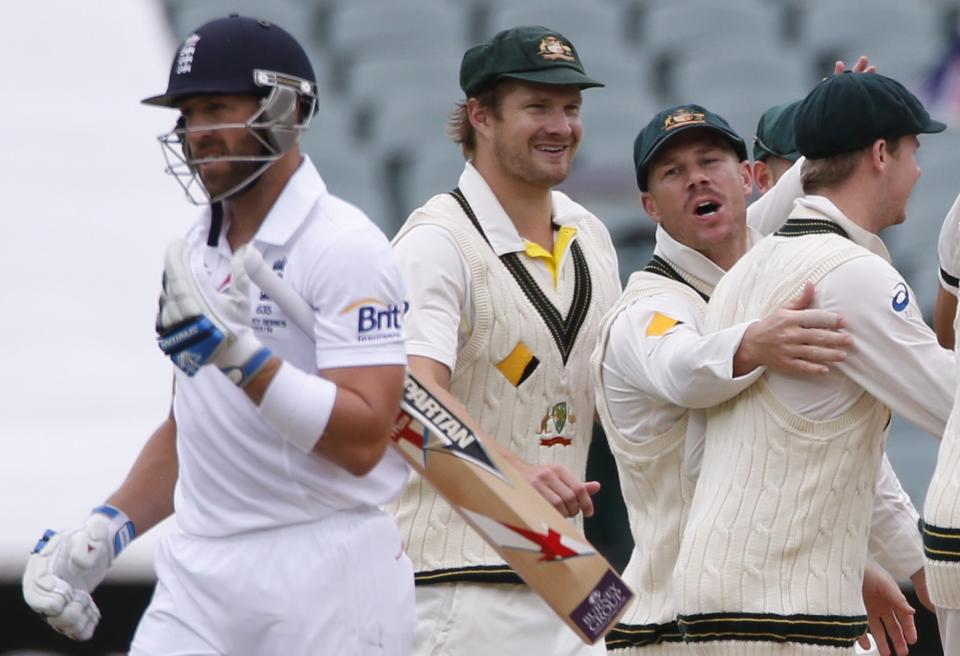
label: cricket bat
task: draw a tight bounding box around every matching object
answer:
[243,247,633,644]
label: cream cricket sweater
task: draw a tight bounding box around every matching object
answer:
[594,269,705,655]
[675,221,890,655]
[923,301,960,608]
[389,189,621,583]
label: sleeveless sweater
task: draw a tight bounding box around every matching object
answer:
[594,269,705,654]
[676,223,890,655]
[389,190,621,583]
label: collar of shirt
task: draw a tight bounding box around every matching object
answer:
[199,155,328,255]
[457,161,580,257]
[791,195,892,263]
[523,225,577,288]
[653,223,762,296]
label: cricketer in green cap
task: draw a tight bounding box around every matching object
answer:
[633,104,747,192]
[449,25,605,161]
[459,25,604,96]
[633,104,753,271]
[753,100,802,194]
[795,71,945,159]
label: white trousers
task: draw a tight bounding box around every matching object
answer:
[414,581,607,656]
[130,509,414,656]
[936,606,960,655]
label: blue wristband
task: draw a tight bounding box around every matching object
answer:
[31,529,56,554]
[220,345,273,387]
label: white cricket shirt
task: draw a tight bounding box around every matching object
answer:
[172,156,409,538]
[764,195,953,436]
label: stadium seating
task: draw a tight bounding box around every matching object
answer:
[160,0,958,311]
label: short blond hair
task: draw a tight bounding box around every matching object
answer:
[800,138,902,194]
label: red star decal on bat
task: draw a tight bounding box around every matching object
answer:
[504,524,578,561]
[392,414,423,449]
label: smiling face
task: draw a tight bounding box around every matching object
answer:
[474,80,583,191]
[641,129,753,270]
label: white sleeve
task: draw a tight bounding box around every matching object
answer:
[605,292,764,409]
[392,224,470,371]
[747,156,804,236]
[302,227,408,370]
[819,256,954,437]
[868,453,923,582]
[938,193,960,296]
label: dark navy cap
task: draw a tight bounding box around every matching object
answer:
[143,14,315,107]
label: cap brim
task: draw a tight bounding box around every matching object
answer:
[500,67,604,90]
[922,119,948,134]
[644,124,746,168]
[141,93,178,107]
[756,149,801,163]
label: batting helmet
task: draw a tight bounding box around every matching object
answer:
[143,14,319,204]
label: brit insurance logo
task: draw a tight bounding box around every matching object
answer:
[341,298,409,342]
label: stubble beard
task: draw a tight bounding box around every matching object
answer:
[200,159,262,199]
[493,138,573,189]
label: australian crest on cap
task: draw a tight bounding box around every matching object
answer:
[538,36,575,62]
[176,33,201,75]
[664,107,705,130]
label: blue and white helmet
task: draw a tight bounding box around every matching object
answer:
[143,14,318,204]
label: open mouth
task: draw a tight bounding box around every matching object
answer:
[694,201,720,217]
[535,145,567,154]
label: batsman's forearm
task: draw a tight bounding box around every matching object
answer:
[314,364,406,476]
[105,412,178,535]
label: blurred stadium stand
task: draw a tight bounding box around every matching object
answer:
[158,0,960,313]
[6,0,959,652]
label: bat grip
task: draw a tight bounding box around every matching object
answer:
[241,246,315,338]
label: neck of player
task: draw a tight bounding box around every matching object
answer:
[473,156,556,251]
[225,150,303,251]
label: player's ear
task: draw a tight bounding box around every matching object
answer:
[738,159,754,196]
[869,138,887,172]
[753,161,772,194]
[641,191,661,224]
[467,97,490,134]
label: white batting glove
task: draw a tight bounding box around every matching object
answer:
[22,506,135,641]
[156,239,272,386]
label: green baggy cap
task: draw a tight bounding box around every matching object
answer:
[753,100,802,163]
[460,25,604,96]
[633,104,747,191]
[795,72,946,159]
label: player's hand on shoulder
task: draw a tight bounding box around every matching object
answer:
[22,506,135,640]
[735,282,853,377]
[156,239,273,387]
[517,461,601,519]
